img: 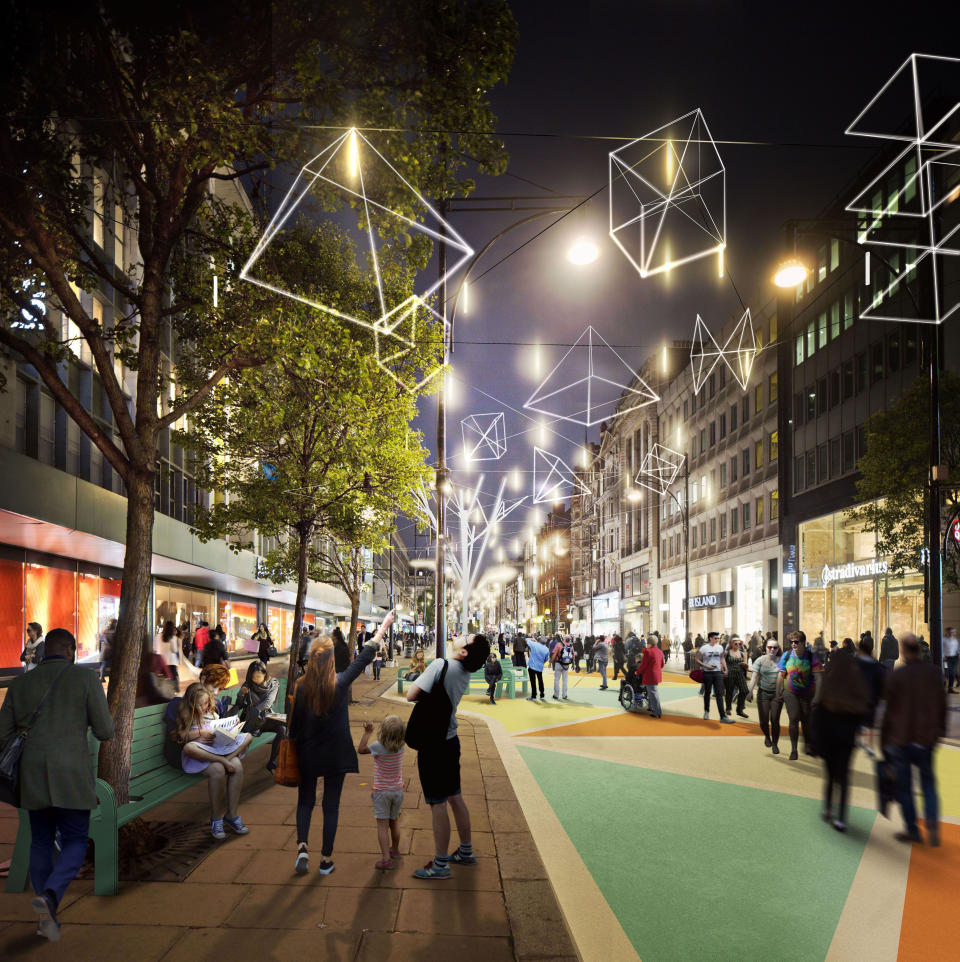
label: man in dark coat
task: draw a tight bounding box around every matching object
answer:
[201,628,229,667]
[0,628,114,941]
[332,627,350,672]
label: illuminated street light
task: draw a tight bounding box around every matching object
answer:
[773,256,809,288]
[627,489,643,502]
[567,238,600,265]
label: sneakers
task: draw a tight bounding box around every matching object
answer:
[211,818,227,840]
[719,716,735,725]
[894,831,922,845]
[317,859,336,875]
[32,892,60,943]
[224,816,250,835]
[375,858,394,869]
[389,848,402,858]
[294,850,309,875]
[449,849,477,865]
[489,697,496,705]
[736,711,749,718]
[413,860,452,879]
[526,696,537,701]
[833,820,847,833]
[552,694,559,700]
[703,712,710,720]
[539,695,546,701]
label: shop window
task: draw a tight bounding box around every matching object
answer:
[817,444,828,483]
[887,331,900,373]
[0,557,24,667]
[793,456,804,493]
[816,377,827,416]
[770,490,779,520]
[769,430,779,461]
[730,403,738,431]
[856,353,867,393]
[743,501,751,529]
[755,440,763,469]
[871,342,885,384]
[842,360,854,400]
[742,448,750,476]
[805,450,816,487]
[720,513,728,538]
[731,507,739,533]
[719,413,727,439]
[25,562,76,643]
[830,438,842,478]
[829,370,840,409]
[755,497,764,525]
[842,431,855,472]
[710,518,717,542]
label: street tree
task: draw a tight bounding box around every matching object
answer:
[0,0,516,800]
[851,372,960,587]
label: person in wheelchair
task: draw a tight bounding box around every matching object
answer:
[618,659,647,712]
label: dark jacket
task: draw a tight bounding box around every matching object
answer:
[484,658,503,684]
[292,642,377,778]
[256,633,272,662]
[879,632,898,662]
[333,638,350,673]
[202,636,229,667]
[882,661,946,748]
[856,655,887,726]
[0,657,114,810]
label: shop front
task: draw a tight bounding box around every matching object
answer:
[266,604,296,653]
[797,509,927,642]
[217,595,260,654]
[592,590,620,638]
[155,579,215,637]
[621,564,650,637]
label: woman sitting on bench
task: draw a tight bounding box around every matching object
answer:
[234,660,287,772]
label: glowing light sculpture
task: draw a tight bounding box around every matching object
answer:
[533,447,589,505]
[635,443,684,497]
[689,308,756,394]
[609,108,726,278]
[524,325,659,427]
[240,128,472,385]
[460,412,507,462]
[845,53,960,325]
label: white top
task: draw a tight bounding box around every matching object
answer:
[943,634,960,658]
[699,643,725,671]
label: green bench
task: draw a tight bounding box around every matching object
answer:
[5,679,285,897]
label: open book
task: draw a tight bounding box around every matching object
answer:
[204,716,245,751]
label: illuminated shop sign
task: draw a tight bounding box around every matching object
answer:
[686,591,734,610]
[820,559,888,585]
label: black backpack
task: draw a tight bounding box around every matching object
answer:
[404,660,452,751]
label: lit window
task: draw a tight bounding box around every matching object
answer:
[114,200,124,268]
[93,172,105,247]
[769,430,779,461]
[756,496,764,525]
[754,440,763,469]
[830,238,840,271]
[770,490,779,520]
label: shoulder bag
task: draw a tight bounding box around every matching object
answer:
[0,662,70,807]
[404,660,452,751]
[273,684,300,787]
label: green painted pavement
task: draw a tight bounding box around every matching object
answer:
[518,744,876,962]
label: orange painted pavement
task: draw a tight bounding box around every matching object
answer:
[897,820,960,962]
[516,711,764,738]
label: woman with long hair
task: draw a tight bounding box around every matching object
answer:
[292,610,395,876]
[252,622,273,664]
[234,660,286,771]
[154,619,181,689]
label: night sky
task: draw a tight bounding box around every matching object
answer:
[403,0,954,566]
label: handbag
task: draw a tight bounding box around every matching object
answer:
[0,662,70,807]
[273,738,300,787]
[404,660,452,751]
[688,668,704,683]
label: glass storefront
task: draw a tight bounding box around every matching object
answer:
[798,509,927,642]
[218,596,259,653]
[155,580,215,637]
[736,563,764,639]
[267,604,296,653]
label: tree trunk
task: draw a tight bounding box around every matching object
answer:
[287,531,310,702]
[347,591,360,658]
[98,469,155,805]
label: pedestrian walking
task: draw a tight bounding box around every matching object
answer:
[253,622,273,664]
[0,628,114,942]
[776,631,823,760]
[882,633,946,847]
[512,634,527,669]
[611,634,627,682]
[526,636,550,701]
[154,619,181,690]
[552,636,573,699]
[813,649,869,832]
[357,715,405,870]
[98,618,116,681]
[584,635,595,673]
[748,639,783,752]
[573,636,584,672]
[332,626,350,672]
[697,631,734,723]
[593,636,610,690]
[683,633,693,670]
[201,627,229,668]
[291,611,394,876]
[193,620,210,667]
[484,650,502,704]
[942,627,959,693]
[879,627,899,670]
[406,633,490,879]
[371,644,383,680]
[724,636,750,718]
[638,636,665,718]
[497,632,506,659]
[855,635,886,733]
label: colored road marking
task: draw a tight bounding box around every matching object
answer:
[516,710,763,738]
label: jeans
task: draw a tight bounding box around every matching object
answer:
[646,683,662,718]
[596,661,608,688]
[782,689,813,752]
[702,671,726,717]
[296,772,346,856]
[486,682,497,700]
[886,743,939,836]
[612,657,626,681]
[528,668,544,697]
[757,690,782,745]
[945,655,959,690]
[553,666,569,698]
[29,808,90,908]
[725,666,748,714]
[372,662,381,680]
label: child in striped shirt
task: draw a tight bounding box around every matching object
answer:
[358,715,405,869]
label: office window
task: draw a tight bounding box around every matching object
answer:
[662,539,668,559]
[114,200,124,268]
[700,428,706,452]
[844,290,855,331]
[768,372,777,404]
[743,501,751,529]
[795,334,804,367]
[816,377,827,416]
[770,490,779,520]
[871,342,885,384]
[856,425,868,459]
[700,522,706,545]
[805,450,816,487]
[720,462,727,487]
[830,438,841,478]
[66,418,80,475]
[830,238,840,271]
[710,518,717,542]
[904,155,917,203]
[730,455,738,483]
[793,392,804,426]
[817,443,828,483]
[15,377,27,452]
[829,370,840,409]
[904,329,917,366]
[700,476,707,499]
[691,434,698,458]
[769,430,779,461]
[754,384,763,413]
[39,392,55,464]
[731,506,739,533]
[830,301,841,340]
[691,526,698,549]
[720,513,727,538]
[755,440,763,469]
[793,455,804,493]
[769,314,778,343]
[684,399,689,420]
[742,396,749,423]
[807,320,816,357]
[817,311,828,349]
[709,421,716,447]
[806,388,816,422]
[856,353,867,393]
[756,496,764,525]
[730,403,738,431]
[742,448,750,476]
[719,365,726,389]
[92,172,105,247]
[842,360,854,400]
[842,431,855,472]
[709,372,715,398]
[719,412,727,439]
[887,331,900,373]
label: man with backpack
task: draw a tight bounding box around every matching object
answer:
[552,636,574,699]
[405,633,490,879]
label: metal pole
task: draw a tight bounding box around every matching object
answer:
[684,454,690,642]
[388,547,394,660]
[434,200,448,660]
[928,324,943,667]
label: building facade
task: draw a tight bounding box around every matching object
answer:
[535,505,571,636]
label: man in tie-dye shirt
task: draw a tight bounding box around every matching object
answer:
[776,630,823,760]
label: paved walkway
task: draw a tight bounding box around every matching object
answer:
[0,667,577,961]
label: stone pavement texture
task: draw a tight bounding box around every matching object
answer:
[0,664,579,962]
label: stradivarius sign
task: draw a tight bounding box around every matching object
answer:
[821,559,888,585]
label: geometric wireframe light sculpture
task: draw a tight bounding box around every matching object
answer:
[845,53,960,325]
[239,127,471,386]
[525,325,659,427]
[532,447,589,505]
[690,308,756,394]
[635,443,684,496]
[609,108,726,278]
[461,412,507,461]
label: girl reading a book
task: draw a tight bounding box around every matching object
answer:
[170,682,253,839]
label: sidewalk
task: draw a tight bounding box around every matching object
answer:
[0,667,579,961]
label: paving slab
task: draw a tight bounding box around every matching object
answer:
[356,931,516,962]
[395,888,510,936]
[0,922,182,960]
[221,883,329,929]
[160,926,362,962]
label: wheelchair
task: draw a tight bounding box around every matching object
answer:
[618,667,649,713]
